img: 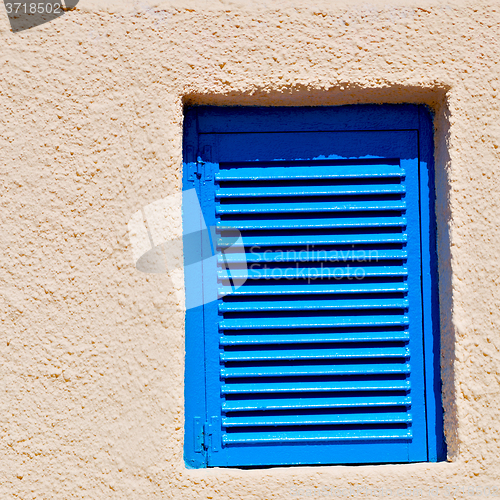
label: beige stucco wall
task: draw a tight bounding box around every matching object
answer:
[1,0,500,497]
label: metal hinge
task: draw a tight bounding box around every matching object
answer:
[194,417,219,453]
[201,146,212,181]
[203,422,211,450]
[186,146,204,183]
[206,416,219,453]
[194,417,204,452]
[194,419,211,452]
[187,146,212,183]
[195,157,204,179]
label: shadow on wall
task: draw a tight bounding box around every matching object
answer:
[182,83,450,109]
[433,94,458,461]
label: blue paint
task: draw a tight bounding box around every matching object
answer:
[183,105,444,468]
[418,106,446,461]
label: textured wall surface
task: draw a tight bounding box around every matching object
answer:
[1,0,500,498]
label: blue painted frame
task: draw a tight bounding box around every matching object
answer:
[418,107,445,461]
[183,104,445,468]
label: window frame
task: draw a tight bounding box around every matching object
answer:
[182,104,444,468]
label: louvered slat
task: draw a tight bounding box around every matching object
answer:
[222,379,411,394]
[219,249,407,263]
[221,362,411,378]
[223,395,411,412]
[218,233,407,247]
[223,429,412,445]
[220,331,410,345]
[221,346,409,362]
[223,412,412,426]
[219,266,407,280]
[219,316,409,330]
[219,298,409,312]
[219,282,408,296]
[215,164,405,181]
[218,216,407,230]
[216,183,405,198]
[217,199,406,214]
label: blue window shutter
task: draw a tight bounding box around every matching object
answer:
[183,105,444,468]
